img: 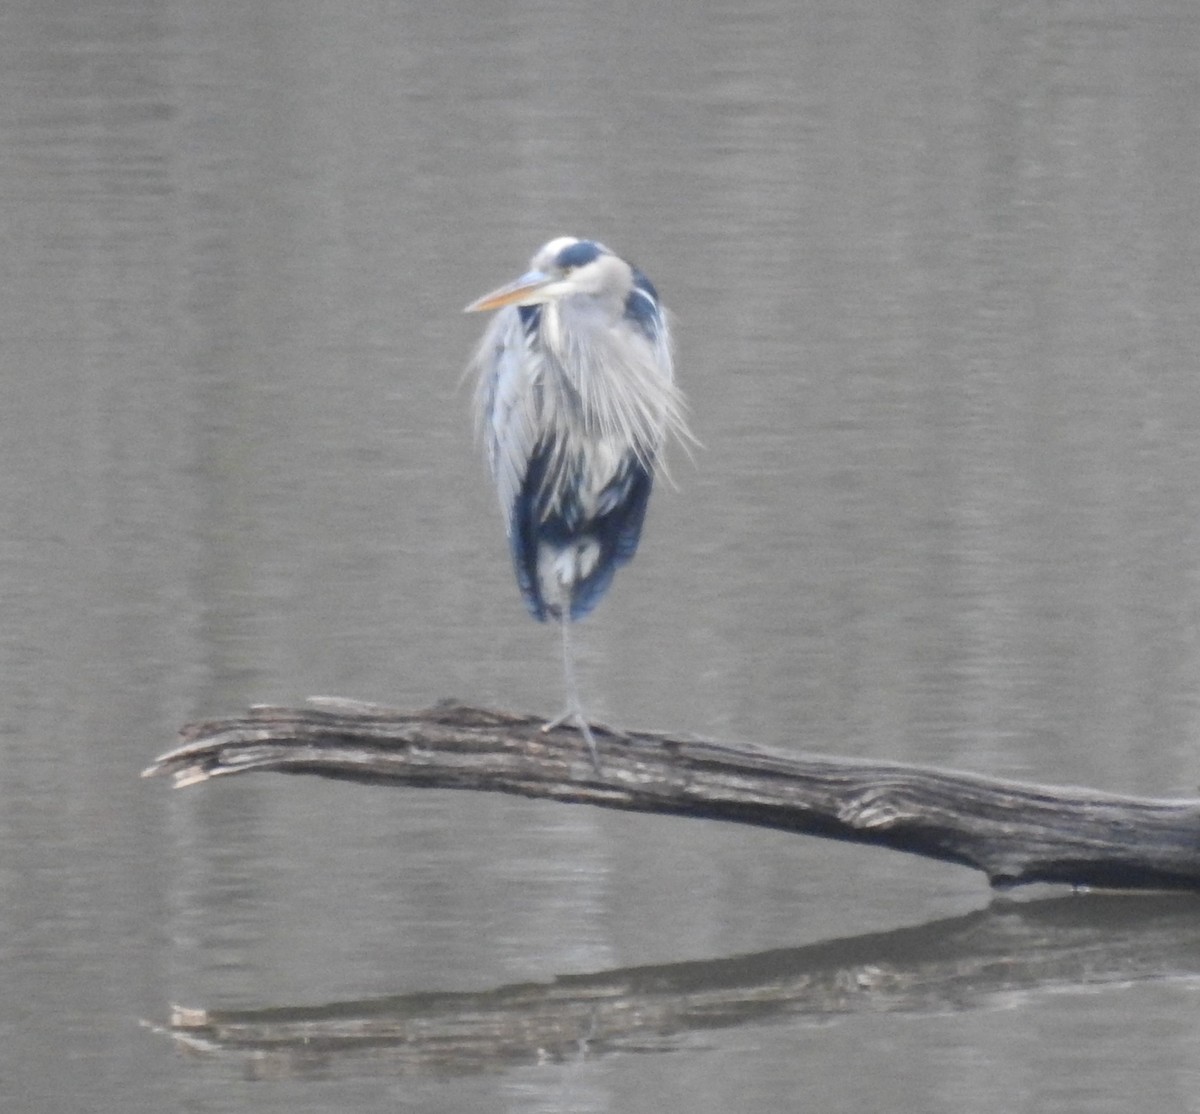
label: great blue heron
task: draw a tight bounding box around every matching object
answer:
[464,236,691,769]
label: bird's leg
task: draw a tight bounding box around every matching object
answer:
[542,612,602,773]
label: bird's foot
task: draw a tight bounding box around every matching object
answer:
[542,709,602,774]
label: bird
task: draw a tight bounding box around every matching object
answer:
[463,236,691,770]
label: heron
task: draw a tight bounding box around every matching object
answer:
[464,236,691,770]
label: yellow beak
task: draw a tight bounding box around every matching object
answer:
[463,270,555,313]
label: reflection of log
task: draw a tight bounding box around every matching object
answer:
[156,895,1200,1078]
[144,699,1200,891]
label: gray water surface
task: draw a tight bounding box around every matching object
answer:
[4,2,1200,1111]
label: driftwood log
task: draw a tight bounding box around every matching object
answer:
[144,698,1200,892]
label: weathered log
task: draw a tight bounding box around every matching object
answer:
[155,894,1200,1077]
[143,698,1200,891]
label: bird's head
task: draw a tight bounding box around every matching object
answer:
[463,237,632,314]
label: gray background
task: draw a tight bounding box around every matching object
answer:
[4,1,1200,1110]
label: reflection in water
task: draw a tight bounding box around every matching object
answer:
[155,895,1200,1079]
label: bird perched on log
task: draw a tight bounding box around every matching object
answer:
[464,236,691,769]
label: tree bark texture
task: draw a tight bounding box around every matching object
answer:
[144,698,1200,892]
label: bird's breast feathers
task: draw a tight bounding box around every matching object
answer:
[470,284,688,531]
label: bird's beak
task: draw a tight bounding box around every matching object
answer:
[463,270,555,313]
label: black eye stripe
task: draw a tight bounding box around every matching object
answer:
[554,240,603,271]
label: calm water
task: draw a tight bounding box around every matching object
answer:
[4,1,1200,1111]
